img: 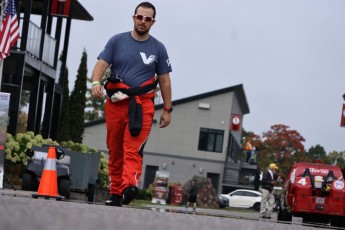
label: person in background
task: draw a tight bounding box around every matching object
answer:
[244,141,253,163]
[185,179,198,214]
[254,166,261,191]
[244,141,257,164]
[91,2,172,207]
[260,163,279,219]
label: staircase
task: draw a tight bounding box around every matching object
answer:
[223,162,240,185]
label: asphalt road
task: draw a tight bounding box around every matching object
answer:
[0,189,320,230]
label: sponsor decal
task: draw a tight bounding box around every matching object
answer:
[334,180,344,190]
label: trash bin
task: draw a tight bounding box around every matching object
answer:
[64,150,101,202]
[171,184,183,205]
[174,185,183,205]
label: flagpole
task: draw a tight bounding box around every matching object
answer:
[0,0,7,92]
[0,60,3,91]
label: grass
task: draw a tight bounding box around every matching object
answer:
[130,199,157,207]
[129,199,259,214]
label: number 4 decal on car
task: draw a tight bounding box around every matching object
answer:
[297,178,307,186]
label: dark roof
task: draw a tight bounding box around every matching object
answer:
[85,84,250,127]
[155,83,250,114]
[20,0,94,21]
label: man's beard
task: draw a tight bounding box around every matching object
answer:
[134,26,149,36]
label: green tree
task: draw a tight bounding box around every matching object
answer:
[154,85,161,105]
[324,150,345,168]
[306,144,326,162]
[69,49,88,143]
[84,68,109,121]
[57,53,71,141]
[19,90,30,110]
[16,90,30,133]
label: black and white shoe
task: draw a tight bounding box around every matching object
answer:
[122,186,138,205]
[105,194,123,207]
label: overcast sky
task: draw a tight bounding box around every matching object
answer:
[66,0,345,153]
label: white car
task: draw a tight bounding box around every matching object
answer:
[220,189,261,211]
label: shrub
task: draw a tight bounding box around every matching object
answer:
[4,131,109,189]
[136,188,153,200]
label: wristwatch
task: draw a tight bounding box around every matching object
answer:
[164,107,173,113]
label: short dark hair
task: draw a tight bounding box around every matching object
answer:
[134,2,156,18]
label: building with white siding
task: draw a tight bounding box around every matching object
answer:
[84,84,258,193]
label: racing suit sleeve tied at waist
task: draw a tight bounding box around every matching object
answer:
[104,77,158,136]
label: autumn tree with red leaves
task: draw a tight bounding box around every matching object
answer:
[258,124,309,176]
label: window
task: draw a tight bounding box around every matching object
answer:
[243,191,260,198]
[198,128,224,153]
[232,191,244,196]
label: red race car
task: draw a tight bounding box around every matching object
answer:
[278,161,345,227]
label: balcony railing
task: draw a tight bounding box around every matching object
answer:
[26,21,40,57]
[20,20,56,67]
[42,33,56,66]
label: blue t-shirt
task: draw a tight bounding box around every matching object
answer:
[98,31,172,87]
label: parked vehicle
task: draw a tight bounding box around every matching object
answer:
[218,194,229,208]
[21,146,71,198]
[278,162,345,227]
[220,189,261,211]
[21,146,101,202]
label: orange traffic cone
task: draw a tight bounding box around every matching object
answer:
[32,146,62,200]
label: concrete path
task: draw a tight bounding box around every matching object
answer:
[0,188,319,230]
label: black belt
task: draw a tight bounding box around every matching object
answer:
[104,79,158,136]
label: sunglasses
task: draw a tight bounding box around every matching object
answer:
[134,14,155,23]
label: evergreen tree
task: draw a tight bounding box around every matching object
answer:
[306,144,326,162]
[84,68,109,121]
[327,150,345,168]
[69,49,88,143]
[16,91,30,133]
[57,53,71,141]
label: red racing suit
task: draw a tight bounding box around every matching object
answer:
[104,77,156,195]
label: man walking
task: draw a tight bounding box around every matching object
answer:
[91,2,172,206]
[185,179,198,214]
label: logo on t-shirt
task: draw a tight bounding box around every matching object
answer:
[140,52,156,65]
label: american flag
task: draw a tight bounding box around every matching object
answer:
[0,0,19,60]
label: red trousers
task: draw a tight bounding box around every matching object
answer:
[104,86,155,195]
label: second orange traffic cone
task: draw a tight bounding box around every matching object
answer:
[32,146,62,200]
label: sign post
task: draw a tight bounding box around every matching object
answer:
[151,171,169,204]
[0,92,10,189]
